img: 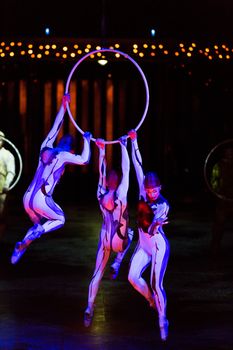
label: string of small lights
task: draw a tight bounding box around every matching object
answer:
[0,39,232,62]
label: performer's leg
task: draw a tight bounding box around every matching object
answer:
[11,198,65,264]
[84,232,111,327]
[128,246,155,308]
[26,194,65,240]
[151,234,170,341]
[34,194,65,235]
[110,227,134,280]
[11,223,44,264]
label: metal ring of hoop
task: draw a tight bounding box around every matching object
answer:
[65,48,150,144]
[204,138,233,202]
[0,137,23,193]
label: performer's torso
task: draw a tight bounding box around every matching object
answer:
[99,191,128,251]
[138,193,169,253]
[26,154,65,197]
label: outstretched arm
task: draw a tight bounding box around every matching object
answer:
[96,138,107,199]
[128,129,144,196]
[64,132,92,165]
[117,136,130,199]
[40,94,70,151]
[80,132,92,163]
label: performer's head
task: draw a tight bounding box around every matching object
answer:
[40,147,59,165]
[106,169,120,191]
[144,171,161,202]
[0,131,5,148]
[56,134,74,152]
[136,200,154,232]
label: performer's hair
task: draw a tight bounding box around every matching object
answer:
[40,147,59,165]
[144,171,160,189]
[56,134,73,151]
[136,200,154,232]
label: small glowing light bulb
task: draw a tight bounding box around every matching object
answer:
[45,27,50,36]
[150,29,156,37]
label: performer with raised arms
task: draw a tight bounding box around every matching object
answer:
[84,136,133,327]
[11,94,92,264]
[127,129,170,342]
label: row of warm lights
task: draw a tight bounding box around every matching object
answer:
[132,42,232,60]
[0,41,232,61]
[176,42,231,60]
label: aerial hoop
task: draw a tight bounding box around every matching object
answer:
[0,137,23,193]
[204,139,233,202]
[64,48,150,144]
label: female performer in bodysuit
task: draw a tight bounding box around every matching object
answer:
[11,94,92,264]
[84,136,133,327]
[127,129,170,342]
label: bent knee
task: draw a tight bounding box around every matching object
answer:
[57,217,65,228]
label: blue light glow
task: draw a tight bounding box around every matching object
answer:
[45,27,50,35]
[151,29,156,37]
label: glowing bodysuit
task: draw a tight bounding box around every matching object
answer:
[11,96,91,264]
[127,130,170,341]
[84,137,132,327]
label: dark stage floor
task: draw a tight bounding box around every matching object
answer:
[0,192,232,350]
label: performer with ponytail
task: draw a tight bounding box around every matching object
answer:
[127,129,170,342]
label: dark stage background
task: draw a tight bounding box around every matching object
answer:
[1,49,233,205]
[0,3,233,349]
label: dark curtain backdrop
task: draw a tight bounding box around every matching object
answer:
[1,58,233,203]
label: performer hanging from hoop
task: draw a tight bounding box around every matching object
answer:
[11,94,92,264]
[127,129,170,342]
[84,136,133,327]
